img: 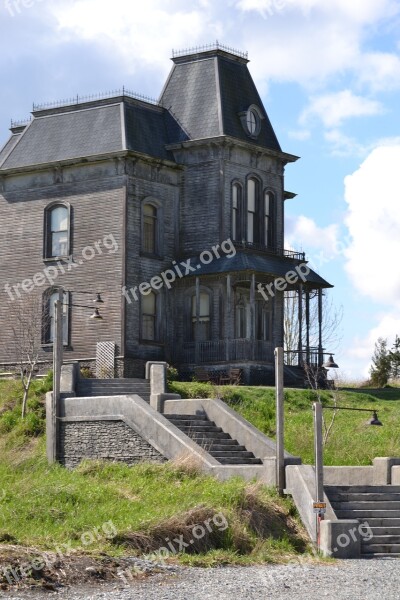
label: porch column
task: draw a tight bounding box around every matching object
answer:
[250,273,256,360]
[305,289,310,365]
[225,274,231,361]
[195,277,200,364]
[318,288,323,367]
[298,284,303,367]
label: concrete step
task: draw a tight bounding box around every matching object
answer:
[363,536,400,545]
[166,414,206,421]
[209,450,254,458]
[196,441,244,449]
[190,432,231,440]
[369,527,400,535]
[361,519,400,527]
[325,485,400,494]
[328,493,400,502]
[217,457,263,465]
[361,553,400,558]
[167,419,214,427]
[178,425,223,433]
[362,544,400,554]
[335,510,400,519]
[331,501,400,510]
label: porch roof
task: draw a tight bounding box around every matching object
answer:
[186,250,333,289]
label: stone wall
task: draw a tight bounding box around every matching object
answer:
[59,420,167,468]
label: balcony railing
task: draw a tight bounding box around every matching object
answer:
[284,348,324,368]
[232,241,305,261]
[175,339,274,364]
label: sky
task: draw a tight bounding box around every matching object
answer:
[1,0,400,381]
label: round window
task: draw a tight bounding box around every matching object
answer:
[246,109,258,135]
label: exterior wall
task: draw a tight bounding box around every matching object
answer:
[59,419,167,468]
[124,159,181,376]
[0,160,125,365]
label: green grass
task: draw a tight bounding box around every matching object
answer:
[0,378,309,565]
[169,382,400,466]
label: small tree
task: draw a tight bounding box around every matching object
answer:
[370,338,391,388]
[389,335,400,381]
[10,295,48,418]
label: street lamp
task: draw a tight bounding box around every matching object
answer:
[313,402,383,549]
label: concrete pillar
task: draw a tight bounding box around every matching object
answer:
[320,520,361,558]
[150,363,167,411]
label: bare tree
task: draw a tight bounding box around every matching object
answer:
[304,363,340,446]
[9,294,49,418]
[284,290,343,359]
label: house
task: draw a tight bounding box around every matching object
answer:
[0,43,332,384]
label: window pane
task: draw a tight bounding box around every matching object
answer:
[143,204,157,253]
[52,231,68,257]
[265,193,270,216]
[51,206,68,232]
[247,213,254,243]
[142,316,155,340]
[143,292,156,315]
[232,185,238,209]
[247,180,255,212]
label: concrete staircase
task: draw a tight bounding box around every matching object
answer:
[76,378,151,403]
[325,485,400,557]
[165,414,263,465]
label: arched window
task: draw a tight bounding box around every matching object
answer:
[45,204,70,258]
[44,289,69,345]
[257,300,271,341]
[143,203,158,254]
[232,183,242,241]
[247,178,260,243]
[142,291,157,341]
[191,293,210,341]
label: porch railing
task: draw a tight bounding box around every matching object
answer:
[176,339,274,364]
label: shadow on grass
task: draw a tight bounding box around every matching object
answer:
[339,387,400,402]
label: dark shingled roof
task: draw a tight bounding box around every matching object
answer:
[160,50,281,151]
[0,133,22,168]
[0,100,189,171]
[181,250,332,289]
[1,104,123,170]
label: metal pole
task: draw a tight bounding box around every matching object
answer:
[298,284,303,366]
[318,289,323,367]
[313,401,324,548]
[51,290,63,462]
[275,347,285,496]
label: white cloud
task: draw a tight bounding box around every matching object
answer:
[288,129,311,141]
[358,52,400,92]
[301,91,383,128]
[285,215,340,258]
[344,145,400,305]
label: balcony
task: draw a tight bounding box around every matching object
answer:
[232,240,305,261]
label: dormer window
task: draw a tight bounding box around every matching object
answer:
[240,104,263,139]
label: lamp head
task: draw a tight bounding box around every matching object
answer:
[323,354,339,369]
[90,308,103,320]
[93,293,104,304]
[368,411,383,426]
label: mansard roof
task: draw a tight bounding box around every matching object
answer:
[159,47,282,152]
[0,96,187,171]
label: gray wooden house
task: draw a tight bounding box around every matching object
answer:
[0,44,332,384]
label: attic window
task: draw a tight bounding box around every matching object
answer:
[240,105,263,139]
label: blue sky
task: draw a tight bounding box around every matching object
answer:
[1,0,400,380]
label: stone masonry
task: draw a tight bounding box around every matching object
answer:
[59,420,167,468]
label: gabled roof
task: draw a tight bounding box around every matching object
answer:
[159,48,282,152]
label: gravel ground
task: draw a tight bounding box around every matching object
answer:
[2,558,400,600]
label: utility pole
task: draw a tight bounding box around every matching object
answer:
[50,289,63,463]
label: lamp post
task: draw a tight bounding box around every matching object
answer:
[275,347,285,497]
[313,402,383,550]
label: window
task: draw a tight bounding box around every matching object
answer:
[246,109,258,135]
[143,203,158,254]
[247,179,259,243]
[236,304,247,339]
[44,289,69,345]
[142,292,157,341]
[257,303,271,341]
[191,293,210,341]
[232,183,242,241]
[45,204,69,258]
